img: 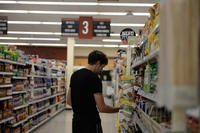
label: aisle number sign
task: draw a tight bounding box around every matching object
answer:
[61,16,110,39]
[0,16,8,35]
[79,16,93,39]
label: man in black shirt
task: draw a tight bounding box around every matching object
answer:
[67,50,120,133]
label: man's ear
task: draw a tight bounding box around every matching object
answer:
[95,61,101,66]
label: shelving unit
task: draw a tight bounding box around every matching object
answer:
[0,117,14,125]
[0,72,13,75]
[0,96,12,101]
[132,49,159,68]
[12,76,27,80]
[13,104,29,110]
[0,84,13,88]
[27,107,65,133]
[0,59,26,66]
[1,51,66,132]
[137,89,158,103]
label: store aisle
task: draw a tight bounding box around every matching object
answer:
[34,98,117,133]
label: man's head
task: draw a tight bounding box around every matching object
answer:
[88,50,108,73]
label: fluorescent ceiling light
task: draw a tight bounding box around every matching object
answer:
[0,42,133,48]
[75,44,103,47]
[8,31,120,37]
[99,3,153,7]
[132,12,150,16]
[102,39,121,42]
[111,23,144,27]
[0,37,18,40]
[17,1,98,6]
[103,45,119,48]
[110,33,120,37]
[8,21,61,25]
[19,37,60,41]
[8,21,144,27]
[32,43,66,46]
[8,31,61,35]
[0,37,60,41]
[0,42,30,46]
[0,10,147,16]
[0,1,153,7]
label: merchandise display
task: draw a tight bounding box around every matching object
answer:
[113,2,175,133]
[0,45,66,132]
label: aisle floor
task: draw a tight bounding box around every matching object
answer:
[34,98,117,133]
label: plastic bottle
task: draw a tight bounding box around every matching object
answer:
[144,64,151,92]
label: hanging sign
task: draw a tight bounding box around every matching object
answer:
[0,16,8,35]
[61,18,79,37]
[79,16,93,39]
[93,19,110,37]
[61,17,110,39]
[120,28,136,44]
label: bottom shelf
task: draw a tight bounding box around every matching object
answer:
[134,113,149,133]
[27,108,65,133]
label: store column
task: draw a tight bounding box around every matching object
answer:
[159,0,199,131]
[66,37,75,108]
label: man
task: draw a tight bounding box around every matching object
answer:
[67,50,120,133]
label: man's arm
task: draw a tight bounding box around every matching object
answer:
[67,88,72,106]
[94,93,120,113]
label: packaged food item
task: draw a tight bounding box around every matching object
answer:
[0,89,7,97]
[13,126,21,133]
[0,110,2,120]
[5,64,12,72]
[0,63,4,72]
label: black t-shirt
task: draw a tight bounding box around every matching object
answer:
[70,68,102,121]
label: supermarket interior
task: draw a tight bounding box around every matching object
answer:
[0,0,199,133]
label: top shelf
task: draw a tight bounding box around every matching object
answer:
[132,49,159,68]
[0,59,26,66]
[138,23,160,47]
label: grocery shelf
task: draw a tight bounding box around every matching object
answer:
[149,23,160,35]
[27,108,65,133]
[12,117,29,127]
[13,104,29,110]
[0,59,26,66]
[28,75,50,78]
[135,106,169,133]
[0,72,13,75]
[12,76,27,80]
[138,24,159,48]
[29,92,65,105]
[0,96,12,101]
[0,116,14,124]
[34,87,47,91]
[0,84,13,88]
[27,63,48,69]
[28,102,63,119]
[134,113,149,133]
[57,92,66,96]
[29,95,52,104]
[132,49,159,68]
[12,90,27,94]
[137,89,158,103]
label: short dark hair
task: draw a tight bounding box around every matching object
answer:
[88,50,108,65]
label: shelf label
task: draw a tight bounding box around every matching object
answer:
[0,16,8,35]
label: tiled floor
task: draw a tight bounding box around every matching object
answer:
[34,98,117,133]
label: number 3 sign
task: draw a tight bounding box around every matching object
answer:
[79,16,93,39]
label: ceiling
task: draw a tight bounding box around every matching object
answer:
[0,0,155,47]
